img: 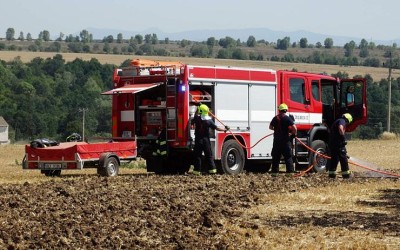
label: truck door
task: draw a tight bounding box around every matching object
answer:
[339,79,367,131]
[282,74,313,129]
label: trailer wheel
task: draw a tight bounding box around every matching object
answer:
[309,140,330,173]
[102,157,119,177]
[220,139,245,175]
[22,156,27,169]
[42,170,61,177]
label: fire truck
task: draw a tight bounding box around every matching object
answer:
[23,59,367,176]
[105,59,367,174]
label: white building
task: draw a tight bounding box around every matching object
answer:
[0,116,10,145]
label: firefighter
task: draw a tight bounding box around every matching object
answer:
[192,103,229,175]
[328,113,352,179]
[269,103,297,177]
[152,128,167,157]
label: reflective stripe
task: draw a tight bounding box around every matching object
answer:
[342,170,351,175]
[159,141,167,145]
[328,171,336,175]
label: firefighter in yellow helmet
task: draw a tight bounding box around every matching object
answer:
[328,113,353,179]
[191,103,229,175]
[269,103,297,177]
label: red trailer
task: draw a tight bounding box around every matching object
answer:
[23,141,136,177]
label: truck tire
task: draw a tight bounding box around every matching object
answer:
[101,157,119,177]
[309,140,330,173]
[220,139,245,175]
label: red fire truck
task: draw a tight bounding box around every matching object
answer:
[23,59,367,176]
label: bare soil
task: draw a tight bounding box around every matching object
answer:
[0,172,399,249]
[0,141,399,249]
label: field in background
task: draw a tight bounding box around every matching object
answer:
[0,51,397,81]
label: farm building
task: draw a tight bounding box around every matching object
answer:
[0,116,10,145]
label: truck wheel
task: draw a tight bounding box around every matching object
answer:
[309,140,330,173]
[221,139,245,175]
[102,157,119,177]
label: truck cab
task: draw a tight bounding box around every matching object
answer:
[278,71,367,171]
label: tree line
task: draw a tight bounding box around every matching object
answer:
[0,54,399,142]
[2,28,400,70]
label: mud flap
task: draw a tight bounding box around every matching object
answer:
[146,157,166,173]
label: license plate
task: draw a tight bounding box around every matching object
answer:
[43,163,62,169]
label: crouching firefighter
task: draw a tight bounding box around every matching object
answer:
[153,128,167,157]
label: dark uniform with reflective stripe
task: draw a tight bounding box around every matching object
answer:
[153,129,167,157]
[328,118,350,178]
[270,113,295,174]
[192,115,218,174]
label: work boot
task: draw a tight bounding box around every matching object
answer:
[191,170,202,176]
[271,172,279,177]
[342,170,352,179]
[208,168,217,175]
[328,171,336,179]
[285,172,295,177]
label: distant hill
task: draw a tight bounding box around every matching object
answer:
[85,27,399,46]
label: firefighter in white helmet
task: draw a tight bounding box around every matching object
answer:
[269,103,297,177]
[328,113,353,179]
[191,103,229,175]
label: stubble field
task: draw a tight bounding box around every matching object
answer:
[0,139,399,249]
[1,51,399,81]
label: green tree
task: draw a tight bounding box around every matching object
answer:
[180,39,190,48]
[246,36,256,47]
[359,39,369,57]
[217,48,231,59]
[80,30,91,43]
[299,38,308,48]
[135,34,143,44]
[26,33,32,41]
[144,34,152,44]
[344,40,356,57]
[6,28,15,40]
[42,30,50,41]
[103,35,114,43]
[117,33,123,43]
[18,32,24,41]
[103,43,111,53]
[324,38,333,48]
[276,37,290,50]
[207,37,216,47]
[219,36,236,48]
[190,44,209,57]
[151,34,158,44]
[56,32,65,41]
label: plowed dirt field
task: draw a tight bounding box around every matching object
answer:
[0,142,399,249]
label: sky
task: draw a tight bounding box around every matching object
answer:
[0,0,398,41]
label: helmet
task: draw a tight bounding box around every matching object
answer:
[343,113,353,123]
[198,104,209,116]
[278,103,288,111]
